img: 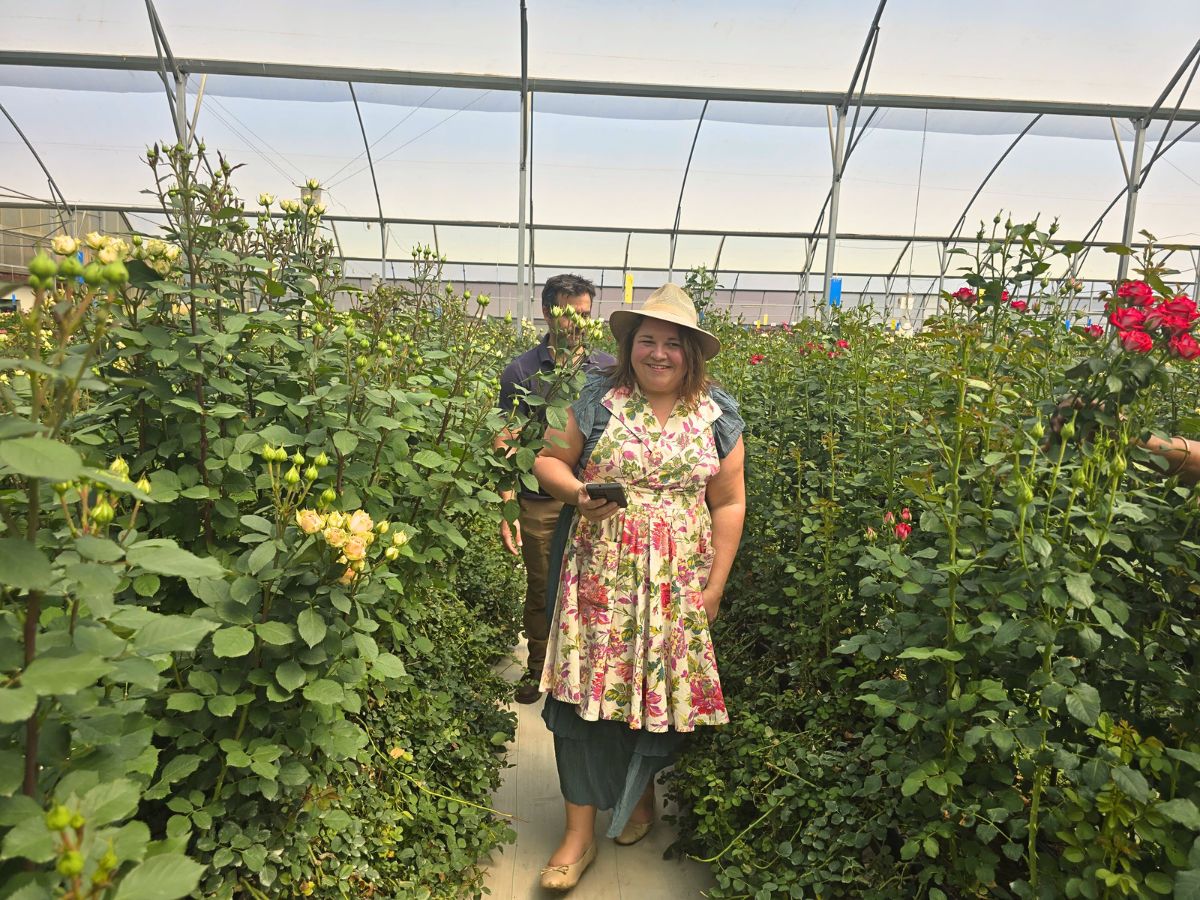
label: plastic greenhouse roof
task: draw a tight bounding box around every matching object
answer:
[1,0,1199,287]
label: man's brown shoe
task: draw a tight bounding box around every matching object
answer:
[515,678,542,705]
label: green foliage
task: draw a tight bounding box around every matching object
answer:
[0,142,552,897]
[667,219,1200,897]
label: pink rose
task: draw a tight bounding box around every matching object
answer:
[1000,290,1010,302]
[1117,280,1155,307]
[1084,324,1104,338]
[1119,330,1153,353]
[900,507,912,522]
[952,287,977,305]
[1169,331,1200,360]
[1108,306,1147,331]
[836,338,850,349]
[1010,300,1027,312]
[883,511,895,525]
[894,522,912,541]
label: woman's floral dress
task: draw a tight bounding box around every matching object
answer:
[540,384,729,732]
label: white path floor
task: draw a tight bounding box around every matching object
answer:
[479,640,716,899]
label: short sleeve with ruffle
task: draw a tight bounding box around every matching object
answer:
[571,373,612,443]
[709,386,745,459]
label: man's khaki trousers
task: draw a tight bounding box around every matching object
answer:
[518,496,564,680]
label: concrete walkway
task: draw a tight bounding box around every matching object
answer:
[479,641,716,899]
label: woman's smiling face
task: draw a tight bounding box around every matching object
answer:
[631,318,686,396]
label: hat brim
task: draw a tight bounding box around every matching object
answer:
[609,309,722,360]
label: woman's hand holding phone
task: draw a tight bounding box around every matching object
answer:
[576,483,622,523]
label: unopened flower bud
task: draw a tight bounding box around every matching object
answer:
[135,475,152,494]
[285,467,301,485]
[90,498,115,526]
[58,256,83,279]
[376,520,389,535]
[1060,419,1076,441]
[57,850,84,877]
[304,466,319,482]
[320,487,337,506]
[45,805,71,831]
[356,355,369,370]
[345,325,356,339]
[1030,421,1045,440]
[1071,467,1086,489]
[53,481,73,496]
[101,261,129,285]
[291,452,305,466]
[314,452,329,468]
[28,252,57,280]
[385,547,399,560]
[82,262,105,287]
[108,457,130,480]
[69,812,85,829]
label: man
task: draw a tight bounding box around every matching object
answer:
[496,274,614,704]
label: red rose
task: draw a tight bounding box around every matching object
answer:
[1108,306,1146,330]
[1119,329,1154,353]
[1155,295,1199,330]
[1116,280,1155,307]
[1169,331,1200,360]
[749,353,766,365]
[894,522,912,541]
[836,338,849,349]
[952,286,977,305]
[1084,324,1104,338]
[1001,290,1010,302]
[1010,300,1027,312]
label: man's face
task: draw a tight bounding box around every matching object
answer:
[547,292,594,350]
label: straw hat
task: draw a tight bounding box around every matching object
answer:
[609,283,722,360]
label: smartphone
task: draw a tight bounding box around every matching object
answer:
[584,482,628,508]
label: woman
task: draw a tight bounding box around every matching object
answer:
[532,284,746,890]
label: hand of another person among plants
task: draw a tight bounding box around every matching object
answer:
[701,584,722,625]
[575,485,620,523]
[500,518,522,556]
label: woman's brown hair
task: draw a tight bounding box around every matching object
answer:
[606,317,713,409]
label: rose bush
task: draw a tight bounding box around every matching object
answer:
[0,142,565,898]
[666,226,1200,898]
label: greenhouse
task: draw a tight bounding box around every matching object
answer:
[1,1,1200,898]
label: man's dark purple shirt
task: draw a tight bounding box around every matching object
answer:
[499,334,615,501]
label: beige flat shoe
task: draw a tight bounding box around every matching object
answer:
[614,818,653,846]
[539,843,596,891]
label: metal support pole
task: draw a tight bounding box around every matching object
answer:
[174,74,188,146]
[823,106,847,308]
[516,0,530,307]
[669,100,709,279]
[1193,250,1200,301]
[187,73,207,145]
[1117,119,1147,282]
[348,83,386,279]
